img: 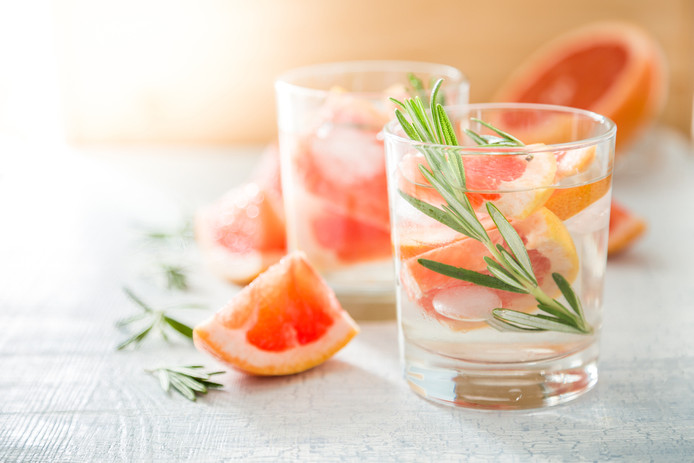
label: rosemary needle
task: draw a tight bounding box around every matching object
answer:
[116,287,205,350]
[147,365,225,402]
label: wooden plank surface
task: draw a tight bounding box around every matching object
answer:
[1,129,693,461]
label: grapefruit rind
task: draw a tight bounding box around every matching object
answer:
[193,252,359,376]
[545,175,612,221]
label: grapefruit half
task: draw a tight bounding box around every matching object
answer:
[493,21,667,153]
[193,252,359,375]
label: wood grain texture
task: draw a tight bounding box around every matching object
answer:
[1,131,693,462]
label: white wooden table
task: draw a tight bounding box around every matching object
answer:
[1,129,693,462]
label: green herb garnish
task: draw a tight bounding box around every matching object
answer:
[391,79,592,335]
[116,287,205,350]
[147,365,225,401]
[159,263,189,291]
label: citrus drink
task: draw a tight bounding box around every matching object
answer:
[275,61,468,305]
[384,104,615,409]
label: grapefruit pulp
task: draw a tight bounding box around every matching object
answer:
[193,252,359,375]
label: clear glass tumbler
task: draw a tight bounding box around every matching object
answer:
[275,61,468,310]
[384,103,615,409]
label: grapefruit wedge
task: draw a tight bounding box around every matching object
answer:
[195,182,286,285]
[608,200,647,256]
[493,21,667,153]
[195,144,287,285]
[194,252,359,376]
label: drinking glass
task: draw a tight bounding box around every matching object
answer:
[384,103,615,409]
[275,61,468,312]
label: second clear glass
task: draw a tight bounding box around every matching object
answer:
[275,61,468,311]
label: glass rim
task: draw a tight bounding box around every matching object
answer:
[383,102,617,153]
[274,60,467,98]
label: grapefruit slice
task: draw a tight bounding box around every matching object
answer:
[195,182,286,285]
[608,200,647,256]
[400,207,578,327]
[493,21,667,153]
[544,174,612,221]
[193,252,359,376]
[195,143,286,285]
[398,147,556,220]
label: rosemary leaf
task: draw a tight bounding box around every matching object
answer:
[399,191,472,237]
[116,288,201,350]
[492,309,586,334]
[418,259,527,294]
[148,365,225,402]
[168,374,197,401]
[464,129,488,146]
[487,316,544,332]
[116,324,153,351]
[158,370,171,392]
[486,203,534,279]
[201,381,225,389]
[536,302,581,326]
[472,117,524,145]
[495,245,537,286]
[168,366,211,380]
[430,80,444,143]
[123,287,153,313]
[163,315,194,339]
[482,257,529,292]
[172,372,208,393]
[436,105,458,145]
[395,109,422,141]
[553,273,585,319]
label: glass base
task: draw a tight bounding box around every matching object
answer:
[404,342,598,410]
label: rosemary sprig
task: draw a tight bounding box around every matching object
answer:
[137,221,194,291]
[116,287,205,350]
[160,263,189,291]
[407,73,446,107]
[141,221,194,247]
[391,80,592,335]
[147,365,225,401]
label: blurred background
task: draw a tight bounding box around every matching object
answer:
[1,0,692,146]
